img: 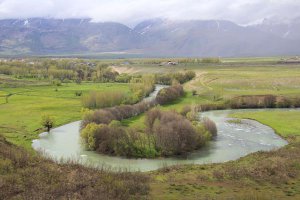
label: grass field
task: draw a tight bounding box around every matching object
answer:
[230,110,300,138]
[0,79,131,150]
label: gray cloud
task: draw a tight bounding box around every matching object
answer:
[0,0,299,26]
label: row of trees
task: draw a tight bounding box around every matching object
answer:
[230,95,300,109]
[81,100,156,129]
[82,91,128,109]
[0,59,198,86]
[155,71,196,85]
[0,59,123,83]
[186,95,300,113]
[81,107,217,158]
[81,76,156,109]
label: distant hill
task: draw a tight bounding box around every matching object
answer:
[0,18,299,57]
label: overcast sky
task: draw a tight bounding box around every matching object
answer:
[0,0,299,26]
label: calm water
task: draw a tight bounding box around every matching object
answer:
[32,108,289,172]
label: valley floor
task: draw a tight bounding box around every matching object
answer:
[1,57,300,199]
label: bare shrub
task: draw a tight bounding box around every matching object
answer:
[156,85,184,105]
[145,109,214,156]
[264,95,276,108]
[202,117,217,137]
[180,106,191,116]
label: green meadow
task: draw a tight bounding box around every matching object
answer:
[0,78,131,149]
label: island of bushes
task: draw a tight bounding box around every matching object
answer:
[80,84,217,158]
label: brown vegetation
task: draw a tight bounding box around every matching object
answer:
[155,71,196,85]
[0,135,149,200]
[145,109,207,156]
[82,75,156,109]
[156,84,184,105]
[81,101,156,129]
[230,95,300,109]
[81,107,217,158]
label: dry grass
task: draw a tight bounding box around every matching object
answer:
[0,135,149,200]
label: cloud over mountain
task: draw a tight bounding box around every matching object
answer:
[0,0,299,26]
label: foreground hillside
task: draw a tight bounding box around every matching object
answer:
[0,135,149,200]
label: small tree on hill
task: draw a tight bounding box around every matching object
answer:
[41,114,55,132]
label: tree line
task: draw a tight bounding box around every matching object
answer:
[82,75,156,109]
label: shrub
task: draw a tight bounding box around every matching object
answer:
[41,114,55,132]
[52,79,62,86]
[152,114,198,155]
[145,109,215,156]
[276,97,292,108]
[201,57,221,63]
[192,90,197,96]
[82,91,127,109]
[155,71,196,85]
[156,85,184,105]
[115,73,133,83]
[80,123,98,150]
[81,101,156,129]
[264,95,276,108]
[180,106,192,116]
[202,117,218,137]
[75,91,82,96]
[130,75,155,100]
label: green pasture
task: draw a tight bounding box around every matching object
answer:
[0,81,131,150]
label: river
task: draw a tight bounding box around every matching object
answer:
[32,106,289,172]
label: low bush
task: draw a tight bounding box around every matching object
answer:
[82,91,128,109]
[81,101,156,129]
[155,71,196,85]
[75,91,83,96]
[202,117,218,137]
[201,57,221,63]
[156,84,184,105]
[130,75,155,100]
[41,114,55,132]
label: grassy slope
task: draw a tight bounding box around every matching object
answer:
[0,135,149,200]
[0,79,131,150]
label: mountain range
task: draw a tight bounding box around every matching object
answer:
[0,18,299,57]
